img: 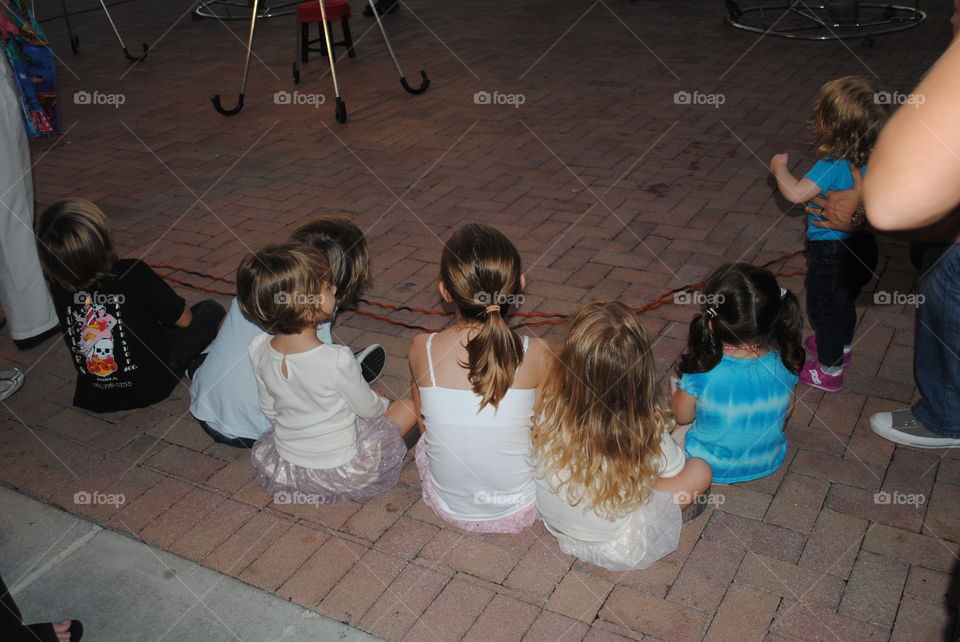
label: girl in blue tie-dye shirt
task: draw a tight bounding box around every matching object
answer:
[671,264,803,483]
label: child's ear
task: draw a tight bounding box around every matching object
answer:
[438,281,452,303]
[520,274,527,291]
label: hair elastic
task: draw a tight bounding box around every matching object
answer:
[780,287,788,299]
[706,307,718,319]
[485,304,501,314]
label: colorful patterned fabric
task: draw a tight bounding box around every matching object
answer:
[1,0,58,138]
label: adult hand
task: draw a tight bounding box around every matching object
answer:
[808,165,863,231]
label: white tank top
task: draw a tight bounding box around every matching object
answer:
[419,333,537,521]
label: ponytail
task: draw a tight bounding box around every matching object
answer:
[772,290,804,374]
[466,307,524,409]
[678,311,722,375]
[440,223,526,410]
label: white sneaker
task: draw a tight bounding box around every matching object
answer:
[870,408,960,449]
[0,367,25,402]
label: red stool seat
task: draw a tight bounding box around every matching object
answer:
[298,0,351,23]
[294,0,355,83]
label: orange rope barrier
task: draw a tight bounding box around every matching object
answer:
[151,249,807,334]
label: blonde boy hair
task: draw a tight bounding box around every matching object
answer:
[36,198,119,291]
[290,216,369,305]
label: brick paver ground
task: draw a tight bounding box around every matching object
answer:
[2,0,958,639]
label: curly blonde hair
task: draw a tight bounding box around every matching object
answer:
[531,301,668,520]
[810,75,891,167]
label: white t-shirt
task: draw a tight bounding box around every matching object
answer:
[535,431,685,542]
[248,333,387,469]
[189,298,333,440]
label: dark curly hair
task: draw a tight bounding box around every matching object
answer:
[678,263,804,376]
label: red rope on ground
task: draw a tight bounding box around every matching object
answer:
[151,264,237,285]
[151,249,807,334]
[155,274,237,297]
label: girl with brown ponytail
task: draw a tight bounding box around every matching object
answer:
[408,224,551,533]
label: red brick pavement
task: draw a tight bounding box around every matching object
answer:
[2,0,958,639]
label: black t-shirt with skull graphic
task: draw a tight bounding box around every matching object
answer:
[50,259,186,413]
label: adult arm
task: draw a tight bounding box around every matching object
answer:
[808,167,864,232]
[809,169,960,241]
[864,43,960,230]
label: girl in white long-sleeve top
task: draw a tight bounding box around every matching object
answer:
[237,242,416,505]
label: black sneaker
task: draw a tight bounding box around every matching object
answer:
[404,425,421,450]
[198,418,257,449]
[185,352,208,382]
[355,344,386,383]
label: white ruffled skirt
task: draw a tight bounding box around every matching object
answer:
[544,489,682,571]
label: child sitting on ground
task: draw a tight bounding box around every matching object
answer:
[409,223,550,533]
[190,216,385,448]
[770,75,890,391]
[238,242,416,503]
[671,263,803,484]
[533,301,712,571]
[35,198,224,413]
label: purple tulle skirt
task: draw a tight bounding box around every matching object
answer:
[251,415,406,505]
[415,438,539,534]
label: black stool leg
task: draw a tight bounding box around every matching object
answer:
[343,17,355,58]
[301,22,309,62]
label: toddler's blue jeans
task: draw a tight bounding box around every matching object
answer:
[805,234,878,368]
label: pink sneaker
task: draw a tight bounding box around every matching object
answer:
[800,359,844,392]
[804,335,851,367]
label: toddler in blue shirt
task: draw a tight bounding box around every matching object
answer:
[769,76,891,392]
[671,264,803,483]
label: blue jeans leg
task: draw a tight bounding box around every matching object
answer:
[805,235,878,367]
[912,244,960,436]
